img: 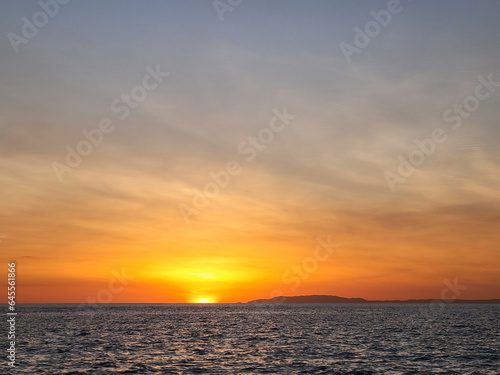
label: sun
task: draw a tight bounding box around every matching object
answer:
[193,297,215,304]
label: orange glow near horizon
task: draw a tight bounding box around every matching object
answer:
[3,198,500,303]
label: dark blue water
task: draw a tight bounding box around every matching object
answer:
[8,304,500,374]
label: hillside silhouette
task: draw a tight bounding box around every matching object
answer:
[248,295,500,304]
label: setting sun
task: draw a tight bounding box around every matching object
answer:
[193,297,215,304]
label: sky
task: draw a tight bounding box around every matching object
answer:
[1,0,499,303]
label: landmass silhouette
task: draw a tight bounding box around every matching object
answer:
[248,295,500,304]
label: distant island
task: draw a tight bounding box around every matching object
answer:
[248,295,500,304]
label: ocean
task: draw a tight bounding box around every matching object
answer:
[11,303,500,374]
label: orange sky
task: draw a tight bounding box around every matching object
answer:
[1,1,500,303]
[2,176,499,303]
